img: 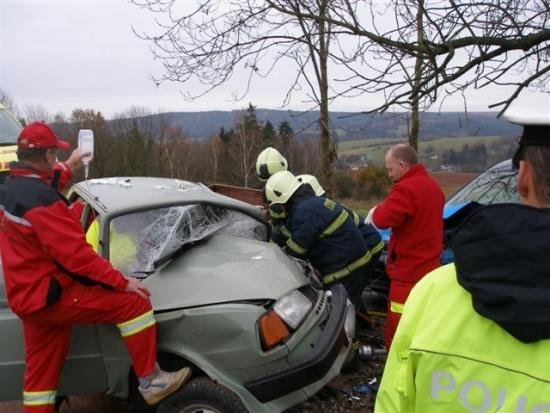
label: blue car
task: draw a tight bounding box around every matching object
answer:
[444,159,518,219]
[443,159,518,263]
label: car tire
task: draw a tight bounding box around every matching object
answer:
[157,377,247,413]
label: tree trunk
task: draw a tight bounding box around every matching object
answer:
[318,0,334,195]
[409,0,424,152]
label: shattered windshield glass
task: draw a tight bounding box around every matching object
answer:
[108,204,267,275]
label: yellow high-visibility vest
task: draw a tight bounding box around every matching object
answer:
[86,220,137,274]
[376,263,550,413]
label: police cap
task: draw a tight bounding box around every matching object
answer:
[503,111,550,168]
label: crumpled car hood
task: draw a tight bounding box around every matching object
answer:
[147,234,310,311]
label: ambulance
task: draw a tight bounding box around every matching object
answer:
[0,103,21,184]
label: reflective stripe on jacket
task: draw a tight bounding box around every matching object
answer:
[375,263,550,412]
[268,203,289,245]
[270,199,382,262]
[0,164,128,316]
[281,192,369,276]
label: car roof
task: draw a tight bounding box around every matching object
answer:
[487,158,513,172]
[72,177,264,217]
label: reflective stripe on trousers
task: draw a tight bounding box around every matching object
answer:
[117,309,156,337]
[386,279,416,349]
[21,282,158,413]
[23,390,57,407]
[390,301,404,314]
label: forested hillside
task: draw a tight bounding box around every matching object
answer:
[158,110,520,141]
[47,106,517,208]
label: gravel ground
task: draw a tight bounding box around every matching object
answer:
[0,313,387,413]
[285,312,387,413]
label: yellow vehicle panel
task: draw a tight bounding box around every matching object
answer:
[0,145,17,172]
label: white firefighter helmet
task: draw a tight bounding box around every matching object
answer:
[297,174,325,196]
[256,147,288,181]
[264,170,302,205]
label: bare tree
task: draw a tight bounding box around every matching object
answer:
[132,0,343,192]
[409,0,425,151]
[0,88,21,119]
[24,104,51,124]
[290,0,550,116]
[224,105,263,187]
[208,135,224,183]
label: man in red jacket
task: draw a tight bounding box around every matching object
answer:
[368,143,444,349]
[0,122,190,413]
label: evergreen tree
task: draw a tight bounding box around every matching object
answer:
[262,120,276,146]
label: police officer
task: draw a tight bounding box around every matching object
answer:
[375,111,550,412]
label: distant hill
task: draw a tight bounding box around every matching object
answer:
[154,109,520,141]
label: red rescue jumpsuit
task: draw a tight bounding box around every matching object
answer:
[0,163,157,413]
[373,164,444,349]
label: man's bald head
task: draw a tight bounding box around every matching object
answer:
[385,143,418,182]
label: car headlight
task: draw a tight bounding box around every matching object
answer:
[273,290,312,329]
[258,290,313,350]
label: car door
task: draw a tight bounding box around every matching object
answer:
[0,199,113,401]
[56,195,130,396]
[0,258,26,401]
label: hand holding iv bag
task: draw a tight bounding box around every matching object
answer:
[78,129,94,165]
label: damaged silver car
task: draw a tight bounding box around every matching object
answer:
[0,177,355,413]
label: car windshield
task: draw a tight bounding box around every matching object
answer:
[0,108,21,145]
[446,160,519,205]
[108,204,267,275]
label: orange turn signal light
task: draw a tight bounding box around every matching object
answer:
[259,310,290,350]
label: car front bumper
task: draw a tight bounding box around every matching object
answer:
[244,284,351,403]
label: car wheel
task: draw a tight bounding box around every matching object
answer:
[157,377,247,413]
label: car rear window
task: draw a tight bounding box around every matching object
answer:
[446,161,518,206]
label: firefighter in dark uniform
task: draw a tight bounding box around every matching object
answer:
[297,173,385,262]
[264,170,373,309]
[255,147,289,244]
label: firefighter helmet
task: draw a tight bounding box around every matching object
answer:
[264,170,302,205]
[297,174,325,196]
[256,147,288,181]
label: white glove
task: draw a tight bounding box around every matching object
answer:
[365,206,377,225]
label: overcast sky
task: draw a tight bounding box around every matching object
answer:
[1,0,548,120]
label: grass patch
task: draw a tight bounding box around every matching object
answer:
[338,135,511,166]
[337,198,383,215]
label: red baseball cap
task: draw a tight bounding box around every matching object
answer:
[17,122,71,150]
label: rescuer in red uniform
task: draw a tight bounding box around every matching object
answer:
[0,122,191,413]
[367,143,444,349]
